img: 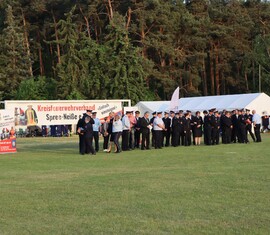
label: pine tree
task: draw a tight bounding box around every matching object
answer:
[0,5,31,99]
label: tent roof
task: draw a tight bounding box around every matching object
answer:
[135,93,270,115]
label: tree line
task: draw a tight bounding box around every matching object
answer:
[0,0,270,104]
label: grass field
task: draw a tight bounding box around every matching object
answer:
[0,134,270,235]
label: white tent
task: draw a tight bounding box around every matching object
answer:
[135,93,270,116]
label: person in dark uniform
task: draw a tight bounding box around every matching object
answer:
[162,111,171,147]
[183,111,192,146]
[204,109,215,145]
[169,111,175,146]
[238,109,247,143]
[202,110,208,144]
[171,111,180,147]
[245,109,255,142]
[134,111,141,148]
[140,111,151,150]
[77,110,92,154]
[150,112,157,147]
[82,116,96,155]
[193,111,203,145]
[222,111,233,144]
[212,110,220,145]
[179,110,185,146]
[231,109,240,143]
[220,110,226,144]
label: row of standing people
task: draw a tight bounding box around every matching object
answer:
[77,108,262,155]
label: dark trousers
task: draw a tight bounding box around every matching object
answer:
[254,124,262,142]
[155,130,163,148]
[103,134,109,149]
[180,131,185,146]
[164,129,170,146]
[79,134,84,154]
[246,125,255,142]
[135,129,141,148]
[83,135,95,154]
[114,132,122,151]
[129,128,135,149]
[151,130,156,147]
[204,126,212,145]
[141,131,150,150]
[172,131,180,147]
[93,131,99,151]
[184,131,191,146]
[122,130,130,151]
[212,128,219,145]
[224,128,232,144]
[239,126,247,143]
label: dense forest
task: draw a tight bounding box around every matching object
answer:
[0,0,270,104]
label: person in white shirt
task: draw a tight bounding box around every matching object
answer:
[122,111,131,151]
[112,114,123,153]
[252,110,262,142]
[92,112,101,152]
[153,112,165,149]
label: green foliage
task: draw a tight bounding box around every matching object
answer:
[0,1,270,101]
[0,136,270,234]
[16,76,56,100]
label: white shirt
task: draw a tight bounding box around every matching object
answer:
[122,115,130,130]
[252,113,261,125]
[113,120,123,133]
[153,117,164,131]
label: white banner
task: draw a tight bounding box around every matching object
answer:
[169,87,179,112]
[5,100,126,126]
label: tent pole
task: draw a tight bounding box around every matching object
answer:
[259,64,262,93]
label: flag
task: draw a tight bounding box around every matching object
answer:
[169,87,179,112]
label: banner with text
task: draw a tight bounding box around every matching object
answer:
[0,109,16,154]
[5,100,123,126]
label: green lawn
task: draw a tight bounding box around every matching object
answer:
[0,134,270,235]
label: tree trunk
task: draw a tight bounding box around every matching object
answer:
[79,5,91,38]
[214,46,220,95]
[126,7,132,30]
[209,50,215,95]
[245,71,249,91]
[202,57,207,95]
[37,30,44,76]
[52,11,61,64]
[21,9,33,77]
[107,0,113,20]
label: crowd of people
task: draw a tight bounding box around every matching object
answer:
[76,108,263,155]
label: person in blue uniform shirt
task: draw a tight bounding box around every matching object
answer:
[150,111,157,147]
[92,112,101,152]
[122,111,131,151]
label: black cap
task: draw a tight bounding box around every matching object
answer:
[186,110,191,113]
[175,111,179,115]
[92,112,97,115]
[246,109,250,112]
[152,111,157,115]
[126,111,132,114]
[209,108,215,112]
[179,110,183,113]
[164,111,169,114]
[86,110,92,113]
[170,111,175,114]
[135,111,140,114]
[157,111,162,114]
[203,110,208,114]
